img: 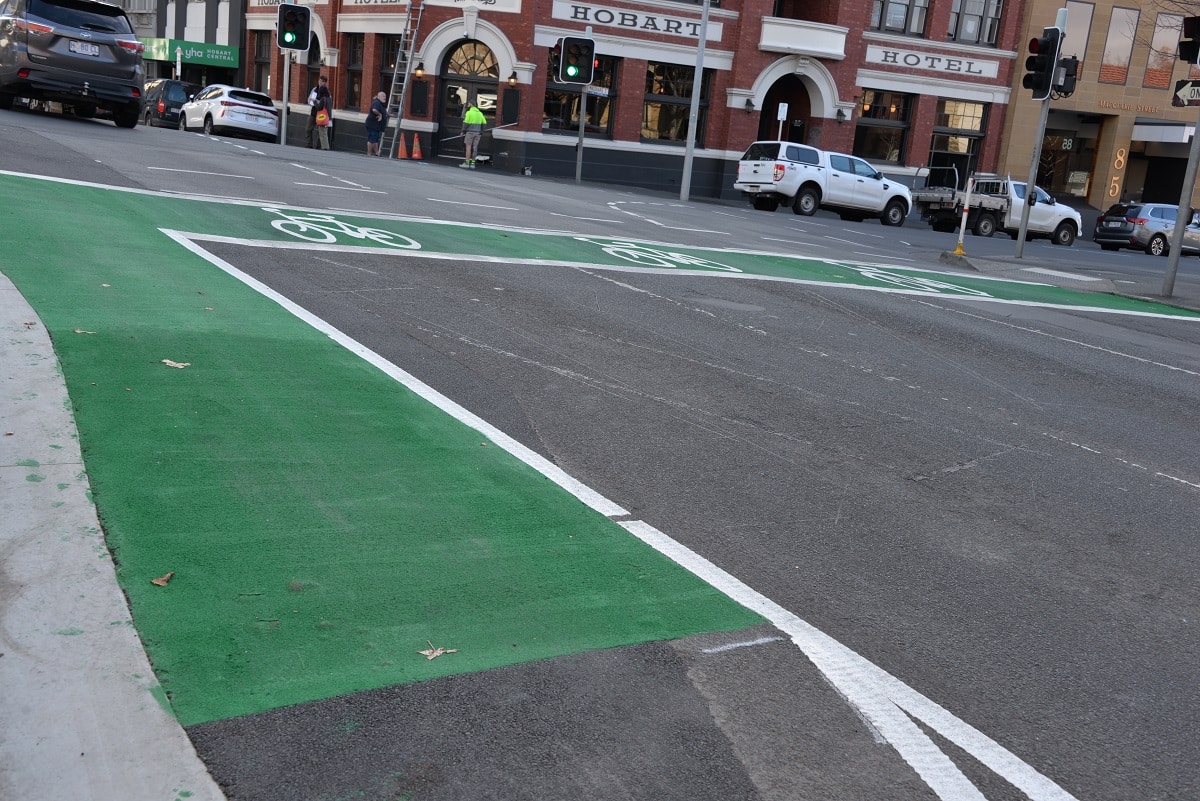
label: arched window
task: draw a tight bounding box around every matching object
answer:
[444,41,499,78]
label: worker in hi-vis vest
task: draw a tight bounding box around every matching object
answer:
[460,102,487,169]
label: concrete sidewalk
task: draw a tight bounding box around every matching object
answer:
[0,273,225,801]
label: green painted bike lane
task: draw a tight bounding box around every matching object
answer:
[4,170,1198,727]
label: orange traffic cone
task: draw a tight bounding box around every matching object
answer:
[411,134,423,160]
[396,132,408,159]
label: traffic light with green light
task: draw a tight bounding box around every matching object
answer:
[277,3,310,51]
[558,36,595,85]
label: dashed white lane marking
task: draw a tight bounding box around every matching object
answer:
[147,167,254,180]
[551,212,626,223]
[170,229,1082,801]
[1023,268,1103,282]
[426,198,520,211]
[293,183,386,193]
[701,636,784,653]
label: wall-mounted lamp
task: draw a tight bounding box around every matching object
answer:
[508,71,518,87]
[414,62,425,79]
[744,98,754,114]
[836,108,846,124]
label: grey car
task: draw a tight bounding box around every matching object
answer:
[0,0,145,128]
[1092,202,1179,253]
[1139,210,1200,257]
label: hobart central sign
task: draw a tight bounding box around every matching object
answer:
[865,44,999,79]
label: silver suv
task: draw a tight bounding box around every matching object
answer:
[0,0,145,128]
[1092,202,1179,253]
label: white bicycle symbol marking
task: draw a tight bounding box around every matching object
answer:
[840,264,992,296]
[574,237,742,273]
[264,208,421,250]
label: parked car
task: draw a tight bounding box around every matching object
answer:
[734,140,911,226]
[1092,202,1180,252]
[0,0,145,127]
[1138,210,1200,257]
[913,175,1081,245]
[179,84,278,141]
[141,78,200,128]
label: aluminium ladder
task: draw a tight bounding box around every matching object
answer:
[381,1,424,159]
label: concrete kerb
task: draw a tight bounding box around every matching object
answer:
[0,272,225,801]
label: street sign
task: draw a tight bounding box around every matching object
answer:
[1173,79,1200,107]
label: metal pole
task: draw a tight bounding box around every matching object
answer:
[1164,106,1200,296]
[679,0,711,201]
[1014,97,1050,259]
[575,25,592,185]
[281,52,291,147]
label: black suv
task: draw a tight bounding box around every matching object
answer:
[141,77,200,128]
[0,0,145,128]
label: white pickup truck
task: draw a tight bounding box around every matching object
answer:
[733,140,911,226]
[911,174,1081,246]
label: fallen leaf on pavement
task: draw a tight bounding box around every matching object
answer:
[418,640,458,660]
[151,572,175,586]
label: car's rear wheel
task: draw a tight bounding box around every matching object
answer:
[203,116,215,135]
[114,106,139,129]
[972,212,997,237]
[752,196,779,212]
[792,187,819,216]
[881,199,907,227]
[179,115,188,132]
[1147,234,1169,256]
[1052,222,1077,247]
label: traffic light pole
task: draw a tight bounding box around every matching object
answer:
[679,0,711,201]
[280,51,291,146]
[1163,104,1200,296]
[574,27,592,185]
[1014,96,1050,259]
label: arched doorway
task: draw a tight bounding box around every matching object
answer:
[435,41,500,161]
[760,74,812,144]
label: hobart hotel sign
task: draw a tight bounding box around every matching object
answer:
[552,0,722,40]
[865,44,1000,79]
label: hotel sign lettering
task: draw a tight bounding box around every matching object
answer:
[552,1,722,41]
[865,44,998,79]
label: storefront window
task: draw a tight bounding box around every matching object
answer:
[253,32,271,95]
[1100,8,1138,84]
[871,0,929,36]
[344,34,363,110]
[1145,14,1182,89]
[926,99,987,189]
[641,62,709,144]
[853,90,911,164]
[544,55,618,137]
[947,0,1002,46]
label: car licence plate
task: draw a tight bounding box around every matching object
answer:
[69,40,101,57]
[1105,220,1123,228]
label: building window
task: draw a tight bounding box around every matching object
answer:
[926,99,987,189]
[447,40,500,78]
[544,55,618,137]
[1062,1,1094,73]
[378,35,404,102]
[642,62,709,144]
[1145,13,1182,89]
[1099,7,1138,84]
[872,0,929,36]
[253,32,272,95]
[948,0,1002,46]
[853,90,911,164]
[344,34,363,110]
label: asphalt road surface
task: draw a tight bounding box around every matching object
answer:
[2,108,1199,801]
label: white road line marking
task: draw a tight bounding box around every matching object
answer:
[1023,268,1102,282]
[292,182,386,193]
[550,212,626,223]
[167,227,1081,801]
[426,198,520,210]
[761,237,827,247]
[701,636,783,653]
[147,167,255,180]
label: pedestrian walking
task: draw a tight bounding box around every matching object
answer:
[365,91,388,156]
[311,75,332,151]
[460,101,486,169]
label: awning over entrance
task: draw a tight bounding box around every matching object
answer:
[142,39,240,69]
[1132,118,1195,143]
